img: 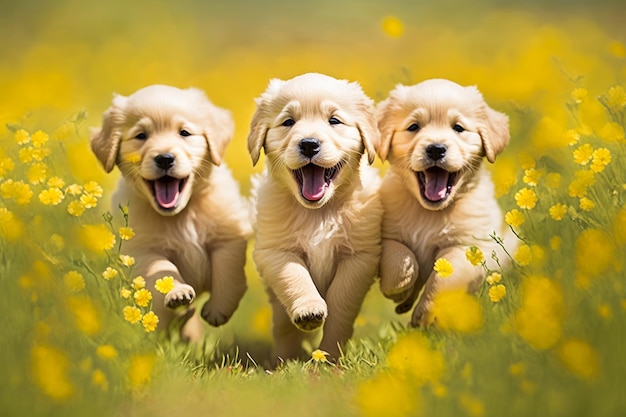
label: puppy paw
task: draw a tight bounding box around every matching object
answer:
[201,301,232,327]
[409,299,435,328]
[291,300,327,331]
[164,284,196,309]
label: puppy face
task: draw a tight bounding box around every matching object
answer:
[377,79,509,210]
[91,85,234,216]
[248,73,379,209]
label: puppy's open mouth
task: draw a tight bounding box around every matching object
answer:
[147,176,188,210]
[293,163,341,202]
[416,167,458,203]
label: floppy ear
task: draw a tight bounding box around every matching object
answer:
[247,99,269,167]
[375,97,396,162]
[479,105,510,163]
[352,88,380,165]
[90,94,127,173]
[247,78,284,166]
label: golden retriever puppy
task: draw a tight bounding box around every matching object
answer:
[376,78,516,327]
[91,85,250,341]
[248,73,382,361]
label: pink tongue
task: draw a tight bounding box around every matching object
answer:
[154,178,181,208]
[301,165,327,201]
[424,169,449,201]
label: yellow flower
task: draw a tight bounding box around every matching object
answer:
[387,333,445,385]
[311,349,329,363]
[67,296,101,335]
[63,271,85,293]
[514,245,532,266]
[92,369,108,391]
[38,187,65,205]
[514,275,563,350]
[590,147,611,172]
[102,267,118,280]
[66,184,83,195]
[562,129,580,146]
[128,353,157,389]
[0,157,15,176]
[522,168,543,187]
[557,339,600,381]
[514,188,537,209]
[79,193,98,209]
[120,287,132,299]
[134,288,152,307]
[505,209,525,228]
[488,284,506,302]
[133,276,146,290]
[141,311,159,332]
[572,143,594,165]
[47,176,65,188]
[568,170,595,198]
[119,226,135,240]
[19,146,34,163]
[96,345,118,359]
[598,122,624,142]
[606,85,626,110]
[549,203,568,221]
[381,16,404,38]
[155,276,175,294]
[485,272,502,285]
[579,197,595,211]
[0,208,24,241]
[458,394,485,417]
[433,258,454,278]
[31,130,49,147]
[2,179,34,204]
[431,289,483,333]
[571,88,588,103]
[123,306,142,324]
[78,224,116,253]
[15,128,30,145]
[465,246,484,266]
[119,254,135,267]
[31,344,74,400]
[67,200,86,217]
[83,181,103,198]
[356,372,420,417]
[124,152,142,164]
[597,303,612,320]
[27,162,48,185]
[576,229,615,277]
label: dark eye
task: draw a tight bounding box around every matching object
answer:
[453,124,465,133]
[135,132,147,140]
[282,118,295,127]
[180,129,191,137]
[407,123,420,132]
[329,117,342,125]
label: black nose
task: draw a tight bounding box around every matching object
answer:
[426,144,447,161]
[154,153,175,170]
[299,138,321,158]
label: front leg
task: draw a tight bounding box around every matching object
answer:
[201,238,248,327]
[255,249,327,332]
[134,254,196,332]
[379,238,420,305]
[320,250,379,358]
[411,246,485,327]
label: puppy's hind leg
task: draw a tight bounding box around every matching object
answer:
[269,291,307,363]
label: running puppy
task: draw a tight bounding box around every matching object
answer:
[376,78,515,327]
[91,85,250,341]
[248,73,382,360]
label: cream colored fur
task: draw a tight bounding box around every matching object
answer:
[376,79,516,327]
[248,73,382,361]
[90,85,250,341]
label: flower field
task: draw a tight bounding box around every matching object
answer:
[1,1,625,416]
